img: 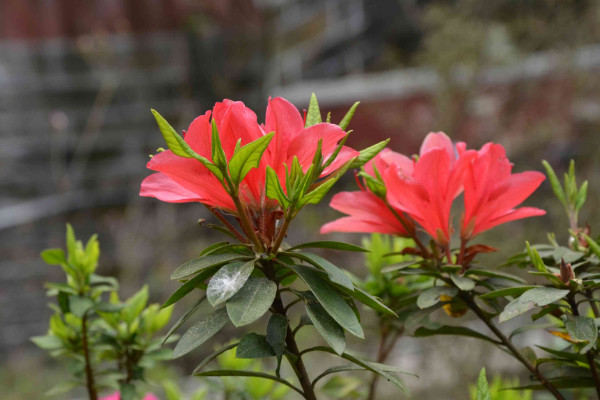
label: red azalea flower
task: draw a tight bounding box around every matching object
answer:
[458,142,546,240]
[383,132,474,246]
[140,98,358,212]
[320,149,414,236]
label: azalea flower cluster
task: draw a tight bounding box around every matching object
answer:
[141,97,359,251]
[322,132,546,264]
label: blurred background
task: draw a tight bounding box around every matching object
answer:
[2,0,600,398]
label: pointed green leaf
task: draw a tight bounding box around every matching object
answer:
[228,132,274,183]
[193,370,303,396]
[337,285,397,317]
[162,296,205,344]
[265,166,290,207]
[305,294,346,355]
[162,266,219,308]
[290,265,363,338]
[288,241,367,252]
[338,102,359,130]
[542,160,567,207]
[417,286,458,309]
[450,274,475,291]
[171,253,252,280]
[565,314,597,353]
[478,286,537,300]
[151,109,222,179]
[349,139,389,168]
[226,277,277,327]
[499,287,570,323]
[414,326,501,345]
[305,93,322,127]
[211,118,227,169]
[193,342,238,373]
[300,161,352,206]
[465,269,527,284]
[290,252,354,291]
[476,368,492,400]
[236,333,276,358]
[173,307,229,358]
[575,180,588,211]
[266,314,287,358]
[41,249,66,265]
[207,260,255,306]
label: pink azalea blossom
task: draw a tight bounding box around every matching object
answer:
[458,142,546,240]
[140,98,358,212]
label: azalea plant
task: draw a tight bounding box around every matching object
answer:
[140,94,405,400]
[34,93,600,400]
[34,225,172,400]
[323,132,600,399]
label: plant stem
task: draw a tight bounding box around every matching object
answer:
[205,206,249,244]
[586,290,600,318]
[568,293,600,399]
[81,314,98,400]
[231,193,265,252]
[460,293,566,400]
[272,293,317,400]
[367,323,399,400]
[271,214,292,253]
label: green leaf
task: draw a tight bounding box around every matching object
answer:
[499,287,570,323]
[31,335,63,350]
[305,93,322,127]
[349,139,390,168]
[265,166,290,207]
[338,102,359,130]
[121,285,149,323]
[199,241,230,257]
[414,326,501,345]
[417,286,458,309]
[226,277,277,327]
[236,333,276,358]
[210,118,227,169]
[380,260,421,273]
[193,342,238,373]
[300,161,352,206]
[41,249,66,265]
[171,253,252,280]
[306,346,406,391]
[173,307,229,358]
[306,295,346,355]
[450,274,476,291]
[289,265,364,338]
[266,313,288,358]
[288,241,367,253]
[583,233,600,258]
[44,381,80,396]
[526,242,548,273]
[162,266,219,308]
[207,261,255,306]
[162,297,205,344]
[151,109,223,179]
[478,286,537,300]
[476,368,492,400]
[70,296,95,318]
[338,285,397,317]
[228,132,274,183]
[194,370,303,396]
[464,269,527,284]
[289,252,354,291]
[565,314,597,353]
[575,180,588,210]
[542,160,567,207]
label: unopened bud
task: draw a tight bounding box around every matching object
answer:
[559,258,575,284]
